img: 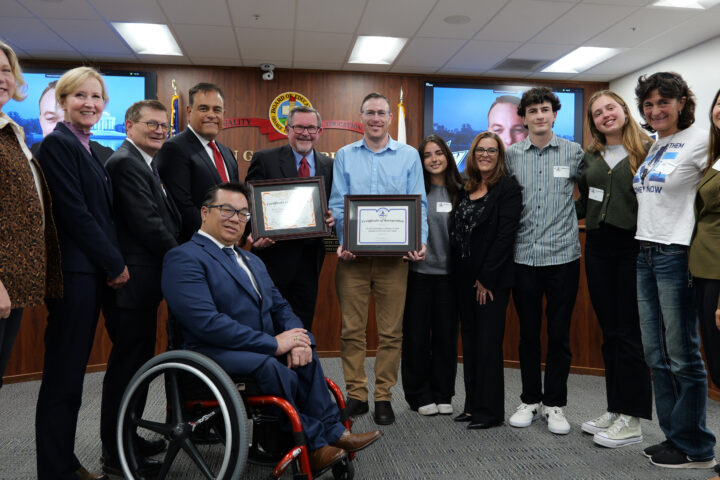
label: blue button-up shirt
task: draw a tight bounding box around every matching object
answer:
[329,137,428,245]
[505,134,584,266]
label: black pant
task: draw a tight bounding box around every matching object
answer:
[100,303,160,460]
[460,284,510,423]
[0,307,23,389]
[513,260,579,407]
[585,225,652,419]
[401,271,458,409]
[274,244,320,331]
[696,277,720,390]
[36,272,106,480]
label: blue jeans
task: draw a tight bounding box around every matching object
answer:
[637,242,715,460]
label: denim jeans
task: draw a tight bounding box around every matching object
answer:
[637,242,716,460]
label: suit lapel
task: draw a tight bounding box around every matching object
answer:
[240,251,275,333]
[59,123,114,205]
[279,145,299,178]
[184,130,222,183]
[199,237,261,304]
[698,167,719,191]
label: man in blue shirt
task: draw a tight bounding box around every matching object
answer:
[329,93,428,425]
[504,87,584,436]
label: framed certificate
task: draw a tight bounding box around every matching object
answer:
[247,177,330,240]
[343,195,421,256]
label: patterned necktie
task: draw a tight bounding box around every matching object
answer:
[210,141,229,182]
[298,157,310,178]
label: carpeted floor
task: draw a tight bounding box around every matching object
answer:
[2,358,720,479]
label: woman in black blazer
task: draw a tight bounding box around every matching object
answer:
[35,67,128,480]
[450,131,522,429]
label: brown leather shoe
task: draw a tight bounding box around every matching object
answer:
[308,445,346,472]
[75,466,109,480]
[333,429,383,453]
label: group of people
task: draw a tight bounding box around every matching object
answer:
[3,32,720,477]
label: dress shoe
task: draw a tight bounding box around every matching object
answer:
[344,398,369,417]
[374,401,395,425]
[136,436,167,457]
[101,454,162,477]
[333,429,383,453]
[75,466,108,480]
[453,412,472,422]
[308,445,346,472]
[468,419,504,430]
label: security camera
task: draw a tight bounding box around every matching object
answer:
[262,71,274,81]
[260,63,275,72]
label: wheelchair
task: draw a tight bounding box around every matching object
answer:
[115,321,356,479]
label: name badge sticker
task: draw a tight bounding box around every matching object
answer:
[436,201,452,213]
[588,187,604,202]
[553,166,570,178]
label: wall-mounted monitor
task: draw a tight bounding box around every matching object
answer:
[423,81,584,172]
[5,68,157,151]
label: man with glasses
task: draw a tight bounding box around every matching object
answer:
[504,87,584,436]
[100,100,181,476]
[156,82,239,242]
[162,182,383,473]
[329,92,428,425]
[246,106,334,331]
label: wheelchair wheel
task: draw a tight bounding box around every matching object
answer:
[331,457,355,480]
[117,350,249,479]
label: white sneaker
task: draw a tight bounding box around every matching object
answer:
[581,411,618,435]
[593,415,643,448]
[508,403,542,428]
[418,403,439,416]
[543,406,570,435]
[437,403,453,415]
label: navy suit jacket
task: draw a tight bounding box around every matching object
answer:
[162,232,312,375]
[155,129,239,242]
[36,122,124,277]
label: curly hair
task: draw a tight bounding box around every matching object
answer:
[635,72,696,133]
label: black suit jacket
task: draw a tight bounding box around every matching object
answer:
[155,128,239,242]
[246,145,333,285]
[451,175,523,291]
[32,139,114,164]
[105,140,181,308]
[36,122,125,277]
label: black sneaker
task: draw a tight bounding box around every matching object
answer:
[643,439,673,458]
[344,398,369,418]
[650,445,717,469]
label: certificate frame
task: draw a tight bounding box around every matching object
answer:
[247,176,330,241]
[343,194,421,256]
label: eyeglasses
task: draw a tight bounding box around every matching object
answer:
[288,125,320,134]
[139,121,170,132]
[361,110,389,118]
[474,147,499,156]
[206,204,252,221]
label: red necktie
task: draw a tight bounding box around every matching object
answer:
[210,141,229,182]
[298,157,310,178]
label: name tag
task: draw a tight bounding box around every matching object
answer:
[553,166,570,178]
[436,201,452,213]
[712,159,720,171]
[588,187,604,202]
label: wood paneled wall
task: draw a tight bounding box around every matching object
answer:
[6,62,716,398]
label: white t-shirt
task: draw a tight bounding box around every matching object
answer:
[633,125,707,245]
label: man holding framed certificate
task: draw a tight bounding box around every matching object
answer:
[329,92,428,426]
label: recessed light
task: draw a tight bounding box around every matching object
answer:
[112,22,183,56]
[443,15,471,25]
[542,47,621,74]
[349,36,407,65]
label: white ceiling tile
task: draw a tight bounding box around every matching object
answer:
[389,65,440,74]
[1,1,33,17]
[44,19,132,54]
[357,0,436,37]
[533,4,637,44]
[342,63,392,72]
[294,31,353,63]
[394,37,466,68]
[572,72,618,81]
[637,12,720,53]
[243,59,293,69]
[474,0,575,42]
[17,0,100,19]
[158,0,232,26]
[580,0,651,4]
[510,42,574,62]
[279,61,341,71]
[483,70,533,78]
[417,0,508,39]
[188,57,244,67]
[235,28,293,64]
[582,47,668,75]
[0,17,74,52]
[90,0,167,23]
[296,0,365,34]
[173,25,239,58]
[228,0,296,30]
[588,8,698,48]
[445,39,523,70]
[139,55,192,65]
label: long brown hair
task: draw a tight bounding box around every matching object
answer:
[464,132,506,192]
[707,87,720,174]
[586,90,652,174]
[418,134,463,205]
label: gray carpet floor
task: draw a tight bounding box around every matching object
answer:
[2,358,720,479]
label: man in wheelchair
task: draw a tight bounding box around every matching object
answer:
[161,182,382,473]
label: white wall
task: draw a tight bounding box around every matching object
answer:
[610,35,720,133]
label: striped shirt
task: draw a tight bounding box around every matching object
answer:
[505,134,584,266]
